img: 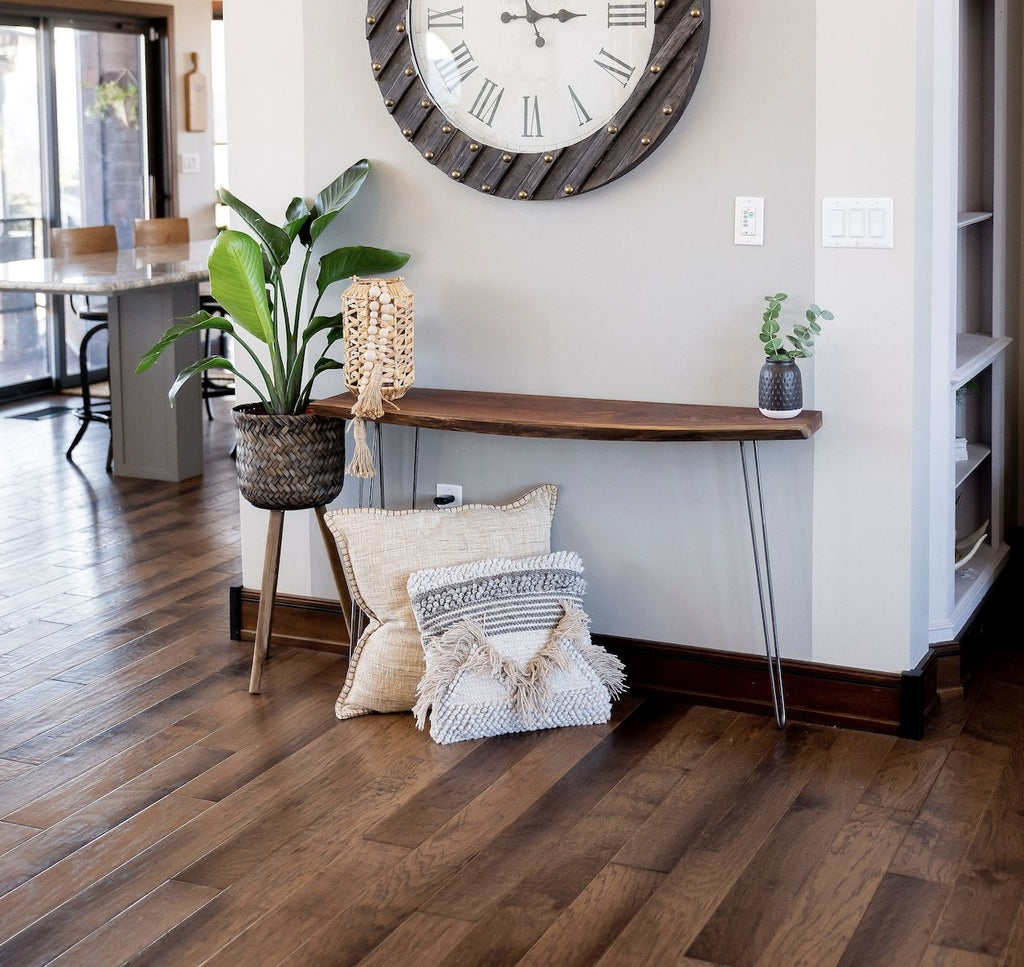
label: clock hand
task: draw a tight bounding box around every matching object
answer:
[502,5,586,22]
[538,9,587,21]
[500,1,546,47]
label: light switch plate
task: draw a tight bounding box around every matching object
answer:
[734,196,764,246]
[822,197,893,248]
[180,152,200,175]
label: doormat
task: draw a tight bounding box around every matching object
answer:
[61,382,109,398]
[7,405,72,421]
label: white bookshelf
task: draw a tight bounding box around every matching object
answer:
[929,0,1011,646]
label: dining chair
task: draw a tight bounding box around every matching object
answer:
[51,225,117,472]
[131,215,190,248]
[133,217,234,420]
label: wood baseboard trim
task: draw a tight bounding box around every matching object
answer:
[230,585,348,655]
[228,586,934,737]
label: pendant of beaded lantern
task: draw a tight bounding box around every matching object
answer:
[341,276,414,477]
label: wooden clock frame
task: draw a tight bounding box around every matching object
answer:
[365,0,710,200]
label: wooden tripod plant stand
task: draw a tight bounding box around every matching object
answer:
[249,505,352,693]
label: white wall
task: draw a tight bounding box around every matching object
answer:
[224,0,937,674]
[164,0,218,235]
[811,1,927,673]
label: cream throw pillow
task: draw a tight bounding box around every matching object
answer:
[324,484,557,719]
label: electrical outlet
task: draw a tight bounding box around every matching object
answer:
[435,483,463,508]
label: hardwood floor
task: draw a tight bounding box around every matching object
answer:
[1,393,1022,966]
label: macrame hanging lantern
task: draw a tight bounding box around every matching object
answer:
[341,276,414,477]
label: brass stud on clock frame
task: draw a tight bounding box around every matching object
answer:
[502,153,513,163]
[655,0,665,7]
[384,98,395,108]
[641,135,652,146]
[482,184,493,193]
[442,124,453,134]
[366,15,376,24]
[650,64,661,74]
[451,170,462,179]
[424,150,434,160]
[518,190,528,199]
[607,125,618,135]
[396,22,405,32]
[543,153,554,163]
[402,128,412,138]
[564,185,576,195]
[405,66,415,76]
[663,105,674,116]
[469,143,480,151]
[420,98,431,109]
[690,7,701,16]
[372,62,382,72]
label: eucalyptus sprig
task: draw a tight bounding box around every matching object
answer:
[759,292,835,361]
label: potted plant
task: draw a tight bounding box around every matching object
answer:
[85,73,140,129]
[757,292,834,418]
[136,159,410,509]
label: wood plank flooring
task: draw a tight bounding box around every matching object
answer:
[1,394,1023,966]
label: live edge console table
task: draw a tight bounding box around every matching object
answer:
[310,388,823,728]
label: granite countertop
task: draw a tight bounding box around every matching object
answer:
[0,239,213,294]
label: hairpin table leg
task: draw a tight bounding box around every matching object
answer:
[740,440,787,728]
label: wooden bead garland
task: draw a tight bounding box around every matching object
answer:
[341,276,414,477]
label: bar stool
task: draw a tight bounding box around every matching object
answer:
[51,225,117,472]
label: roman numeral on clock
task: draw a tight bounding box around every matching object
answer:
[607,3,647,27]
[433,41,478,92]
[594,47,636,86]
[522,95,542,138]
[468,78,504,125]
[568,86,592,126]
[427,6,465,28]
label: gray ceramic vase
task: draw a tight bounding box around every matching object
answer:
[758,358,803,419]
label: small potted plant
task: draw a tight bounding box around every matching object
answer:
[136,159,410,509]
[757,292,834,418]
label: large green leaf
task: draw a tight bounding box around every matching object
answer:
[284,197,311,244]
[309,160,370,244]
[207,231,275,345]
[301,311,344,341]
[218,187,292,266]
[167,356,270,410]
[315,245,411,297]
[136,312,234,373]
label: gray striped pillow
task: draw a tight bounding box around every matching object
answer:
[408,551,626,745]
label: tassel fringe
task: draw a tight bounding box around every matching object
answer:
[352,359,386,421]
[413,619,486,729]
[573,638,627,699]
[345,417,376,478]
[415,602,626,731]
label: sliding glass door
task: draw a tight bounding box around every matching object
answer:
[0,21,46,395]
[0,10,171,400]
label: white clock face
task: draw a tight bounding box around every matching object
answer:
[408,1,656,154]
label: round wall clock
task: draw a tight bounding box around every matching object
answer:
[365,0,710,200]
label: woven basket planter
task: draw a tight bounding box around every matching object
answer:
[232,404,346,510]
[341,276,414,477]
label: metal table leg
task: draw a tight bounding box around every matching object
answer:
[739,440,787,728]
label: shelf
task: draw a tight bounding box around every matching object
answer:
[311,389,824,442]
[957,210,993,227]
[950,540,1010,637]
[955,443,991,488]
[951,333,1012,386]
